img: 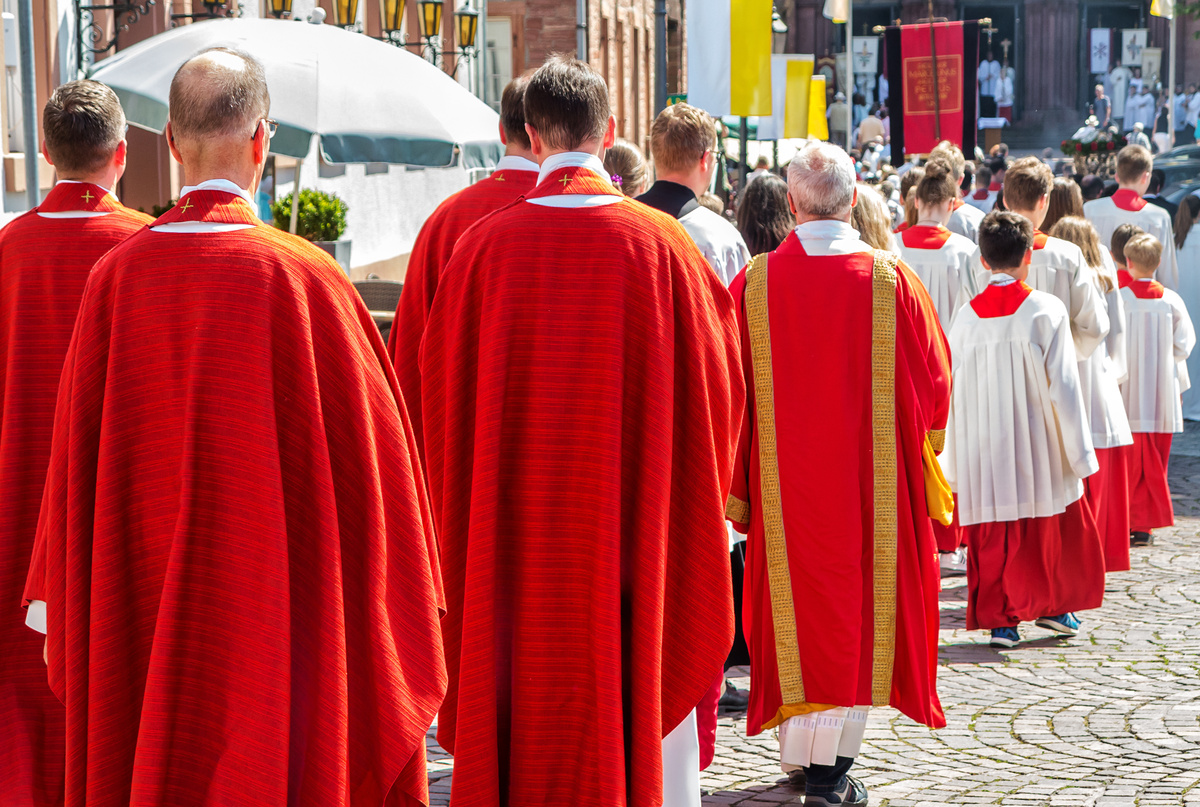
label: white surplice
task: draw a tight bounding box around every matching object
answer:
[967,234,1109,360]
[1177,228,1200,420]
[1120,282,1196,433]
[679,205,751,287]
[1084,196,1179,290]
[948,201,984,243]
[895,228,976,334]
[941,280,1098,526]
[965,190,998,214]
[1078,250,1134,449]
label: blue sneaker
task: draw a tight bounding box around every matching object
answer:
[989,626,1020,648]
[1035,613,1081,635]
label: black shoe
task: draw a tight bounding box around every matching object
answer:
[805,775,869,806]
[718,680,749,711]
[1131,531,1153,547]
[786,769,807,790]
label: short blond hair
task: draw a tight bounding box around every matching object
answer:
[1116,145,1153,185]
[929,141,966,181]
[649,103,717,174]
[1124,233,1163,273]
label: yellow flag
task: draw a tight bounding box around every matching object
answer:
[783,59,814,138]
[730,0,774,116]
[1151,0,1172,18]
[808,75,829,141]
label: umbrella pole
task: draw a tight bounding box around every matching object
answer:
[289,158,303,235]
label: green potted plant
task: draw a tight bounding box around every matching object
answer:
[271,189,351,271]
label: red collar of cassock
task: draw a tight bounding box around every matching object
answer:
[951,198,965,211]
[1129,277,1165,298]
[893,221,911,233]
[988,182,1002,192]
[153,190,261,226]
[970,279,1033,317]
[525,166,622,200]
[490,168,539,185]
[38,182,122,214]
[1112,189,1148,212]
[971,188,990,200]
[901,224,952,249]
[1032,230,1050,250]
[1118,268,1133,288]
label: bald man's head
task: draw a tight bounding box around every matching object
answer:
[169,47,270,142]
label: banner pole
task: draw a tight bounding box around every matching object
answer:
[846,1,854,153]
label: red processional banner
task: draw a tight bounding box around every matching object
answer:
[900,21,966,154]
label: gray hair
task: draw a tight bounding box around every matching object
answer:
[786,141,856,218]
[169,47,270,141]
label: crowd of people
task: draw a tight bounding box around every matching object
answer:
[0,46,1196,807]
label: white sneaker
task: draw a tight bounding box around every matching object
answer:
[940,546,967,576]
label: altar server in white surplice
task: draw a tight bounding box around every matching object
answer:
[941,212,1104,651]
[929,141,985,243]
[1120,234,1196,549]
[895,159,976,334]
[1084,145,1178,290]
[1048,215,1136,574]
[1173,196,1200,421]
[966,158,1108,361]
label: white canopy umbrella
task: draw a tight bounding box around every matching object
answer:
[88,17,502,169]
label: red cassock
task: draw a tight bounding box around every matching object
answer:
[22,190,446,807]
[387,166,538,461]
[726,232,951,735]
[1086,446,1131,572]
[419,165,744,807]
[0,183,150,807]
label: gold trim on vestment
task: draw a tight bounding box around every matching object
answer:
[725,494,751,524]
[928,428,945,453]
[871,250,899,708]
[745,253,806,709]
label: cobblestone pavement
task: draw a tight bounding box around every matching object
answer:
[426,424,1200,805]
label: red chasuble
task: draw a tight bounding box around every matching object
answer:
[420,164,743,807]
[726,231,951,734]
[387,166,538,461]
[22,190,446,807]
[0,183,150,807]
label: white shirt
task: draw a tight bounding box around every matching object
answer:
[1178,227,1200,420]
[1121,282,1196,433]
[948,201,984,243]
[941,286,1097,525]
[152,178,258,234]
[995,74,1014,108]
[1187,93,1200,128]
[978,59,1000,96]
[530,152,623,209]
[1084,195,1179,289]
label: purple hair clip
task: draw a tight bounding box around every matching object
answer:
[611,174,623,188]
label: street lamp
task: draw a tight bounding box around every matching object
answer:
[455,3,479,51]
[417,0,443,40]
[380,0,406,43]
[333,0,360,28]
[268,0,292,18]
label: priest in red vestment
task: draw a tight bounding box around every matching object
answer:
[387,77,538,458]
[726,141,951,807]
[2,80,150,807]
[420,56,743,807]
[22,49,445,807]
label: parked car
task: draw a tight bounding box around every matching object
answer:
[1157,144,1200,161]
[1156,159,1200,197]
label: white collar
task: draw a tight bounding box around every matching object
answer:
[537,152,609,185]
[793,219,861,240]
[179,178,255,206]
[989,273,1018,286]
[55,179,117,200]
[496,155,539,173]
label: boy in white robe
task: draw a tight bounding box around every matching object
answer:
[1084,145,1178,290]
[942,212,1105,649]
[1120,234,1196,547]
[966,157,1108,362]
